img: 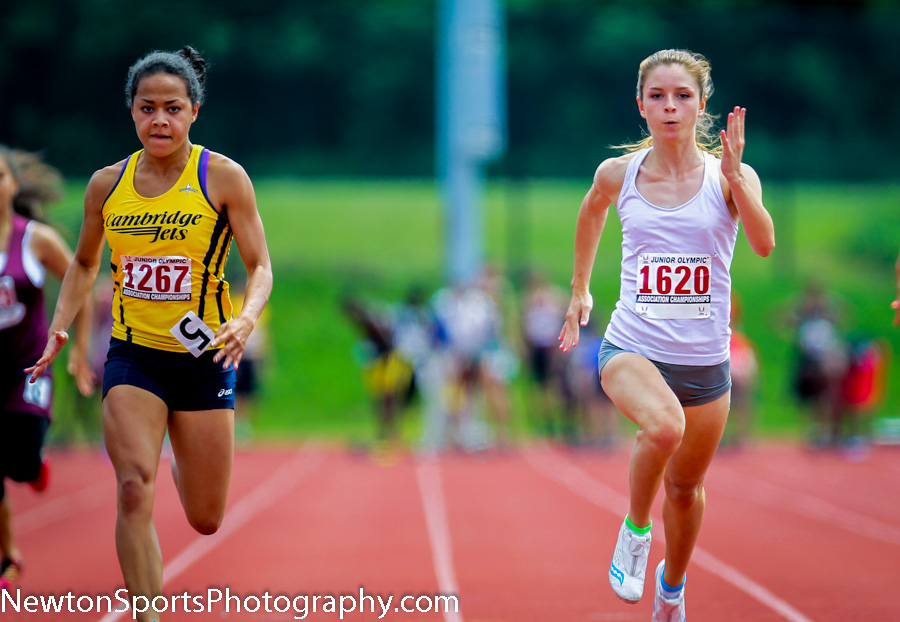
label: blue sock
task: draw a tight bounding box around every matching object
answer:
[660,564,685,599]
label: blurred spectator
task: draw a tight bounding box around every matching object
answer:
[342,295,413,452]
[392,287,450,455]
[784,281,848,447]
[477,264,520,448]
[522,271,567,436]
[562,320,619,448]
[393,285,436,398]
[723,292,759,448]
[231,286,271,443]
[429,271,517,452]
[836,335,888,457]
[429,281,498,451]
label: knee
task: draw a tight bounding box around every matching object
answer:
[187,507,224,536]
[118,476,154,516]
[664,478,704,510]
[642,410,685,455]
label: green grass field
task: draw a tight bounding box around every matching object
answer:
[46,177,900,445]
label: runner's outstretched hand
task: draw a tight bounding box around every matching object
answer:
[559,289,592,353]
[25,331,69,382]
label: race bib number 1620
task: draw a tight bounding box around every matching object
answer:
[635,253,712,319]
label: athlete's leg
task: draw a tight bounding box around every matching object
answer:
[103,385,168,622]
[0,493,16,562]
[601,352,685,528]
[0,412,50,574]
[481,364,511,448]
[167,409,234,535]
[0,431,18,565]
[660,391,730,586]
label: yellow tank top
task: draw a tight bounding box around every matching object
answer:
[103,144,233,352]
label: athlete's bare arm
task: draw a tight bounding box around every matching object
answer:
[29,223,96,395]
[719,107,775,257]
[205,152,273,370]
[559,153,633,353]
[26,163,120,381]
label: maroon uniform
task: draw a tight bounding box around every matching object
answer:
[1,214,52,418]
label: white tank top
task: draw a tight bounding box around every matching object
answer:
[603,148,739,365]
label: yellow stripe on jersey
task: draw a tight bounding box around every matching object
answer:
[103,145,234,352]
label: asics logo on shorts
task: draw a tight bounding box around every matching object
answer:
[218,388,233,397]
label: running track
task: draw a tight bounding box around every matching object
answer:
[3,442,899,621]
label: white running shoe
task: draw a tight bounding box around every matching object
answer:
[652,560,687,622]
[608,518,651,603]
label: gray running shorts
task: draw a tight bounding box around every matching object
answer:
[597,338,731,407]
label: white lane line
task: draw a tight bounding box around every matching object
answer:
[97,446,326,622]
[689,549,814,622]
[523,446,814,622]
[713,465,900,546]
[415,459,464,622]
[18,482,109,535]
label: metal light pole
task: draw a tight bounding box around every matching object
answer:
[437,0,506,285]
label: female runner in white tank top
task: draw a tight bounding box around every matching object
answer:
[558,50,775,622]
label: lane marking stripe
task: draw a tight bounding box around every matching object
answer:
[19,482,108,535]
[523,446,814,622]
[97,446,325,622]
[714,465,900,545]
[415,459,464,622]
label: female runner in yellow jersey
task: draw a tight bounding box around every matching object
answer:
[27,46,273,622]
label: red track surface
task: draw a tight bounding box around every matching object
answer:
[2,442,899,621]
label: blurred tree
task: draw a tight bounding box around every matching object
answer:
[0,0,897,181]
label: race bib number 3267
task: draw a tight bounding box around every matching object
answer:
[635,253,712,319]
[121,255,192,301]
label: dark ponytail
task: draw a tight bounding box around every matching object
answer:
[177,45,207,90]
